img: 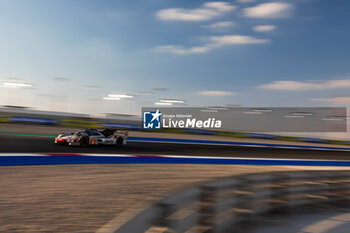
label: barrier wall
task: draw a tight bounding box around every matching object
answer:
[116,170,350,233]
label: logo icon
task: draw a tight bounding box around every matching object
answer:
[143,109,162,129]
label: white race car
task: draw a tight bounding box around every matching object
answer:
[55,128,128,147]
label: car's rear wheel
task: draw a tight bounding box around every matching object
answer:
[80,136,89,148]
[116,136,124,148]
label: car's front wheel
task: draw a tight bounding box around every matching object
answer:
[116,136,124,148]
[80,136,89,148]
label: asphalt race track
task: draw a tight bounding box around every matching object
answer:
[1,134,350,232]
[2,135,350,160]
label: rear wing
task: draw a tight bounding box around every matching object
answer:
[100,128,128,138]
[116,129,128,138]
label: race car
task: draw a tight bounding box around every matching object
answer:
[54,128,128,147]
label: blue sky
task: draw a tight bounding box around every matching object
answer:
[0,0,350,115]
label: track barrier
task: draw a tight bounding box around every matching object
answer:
[116,170,350,233]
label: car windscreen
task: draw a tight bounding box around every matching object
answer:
[75,132,82,136]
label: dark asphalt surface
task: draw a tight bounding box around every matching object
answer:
[1,135,350,160]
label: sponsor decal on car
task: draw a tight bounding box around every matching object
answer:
[89,139,97,145]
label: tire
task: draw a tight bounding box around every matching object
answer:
[80,136,89,148]
[116,136,124,148]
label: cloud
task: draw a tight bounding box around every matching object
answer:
[154,35,269,54]
[195,90,237,96]
[243,2,293,18]
[209,35,269,46]
[237,0,256,3]
[202,21,235,29]
[253,25,276,32]
[311,97,350,104]
[152,87,169,91]
[154,45,210,54]
[258,79,350,91]
[156,2,237,21]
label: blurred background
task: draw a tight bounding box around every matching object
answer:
[2,1,350,233]
[1,0,350,139]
